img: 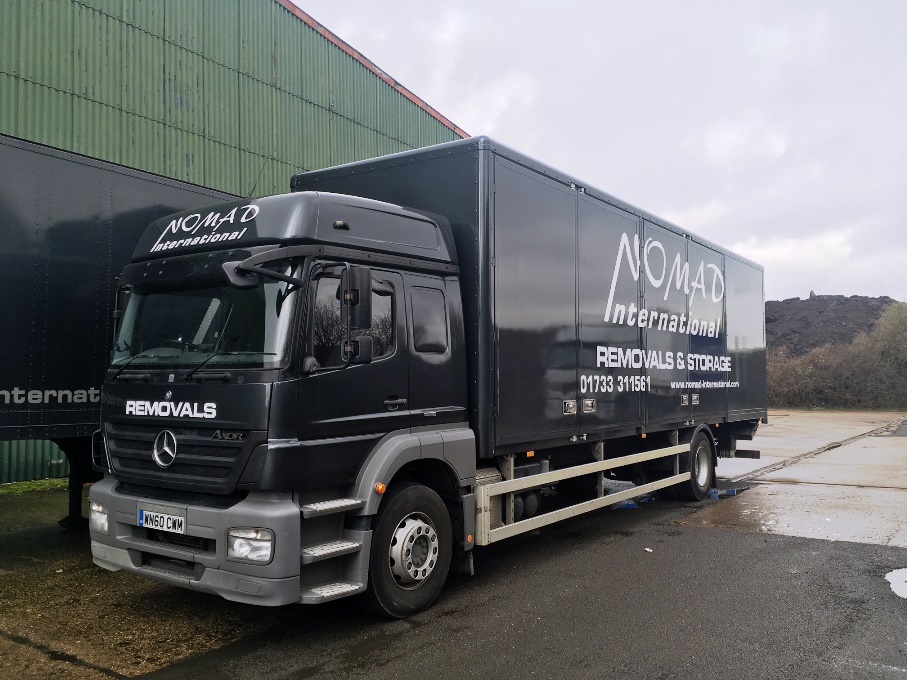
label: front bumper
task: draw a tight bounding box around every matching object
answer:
[89,476,301,606]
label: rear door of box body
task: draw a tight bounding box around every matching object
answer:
[725,257,766,418]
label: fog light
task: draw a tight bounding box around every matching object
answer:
[89,501,109,535]
[227,528,274,564]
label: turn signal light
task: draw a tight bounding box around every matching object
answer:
[375,483,387,495]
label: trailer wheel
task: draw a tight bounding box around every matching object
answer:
[676,431,714,501]
[364,482,452,618]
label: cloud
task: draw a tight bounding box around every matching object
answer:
[748,26,794,61]
[452,71,539,137]
[733,228,853,270]
[731,229,860,300]
[663,200,730,232]
[702,119,789,168]
[293,0,907,301]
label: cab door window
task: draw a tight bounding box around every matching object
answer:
[312,274,394,367]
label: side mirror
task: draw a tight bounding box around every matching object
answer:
[221,261,260,289]
[346,335,374,364]
[341,266,372,330]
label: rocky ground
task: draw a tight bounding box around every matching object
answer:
[765,294,896,357]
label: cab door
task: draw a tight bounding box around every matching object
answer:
[298,268,409,482]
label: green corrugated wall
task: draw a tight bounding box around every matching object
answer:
[0,441,70,484]
[0,0,463,482]
[0,0,462,198]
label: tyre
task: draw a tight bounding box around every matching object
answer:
[676,431,714,502]
[364,482,452,618]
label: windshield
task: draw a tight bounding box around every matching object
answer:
[112,264,299,370]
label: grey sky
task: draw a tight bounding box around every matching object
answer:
[297,1,907,302]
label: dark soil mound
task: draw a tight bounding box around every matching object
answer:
[766,294,896,357]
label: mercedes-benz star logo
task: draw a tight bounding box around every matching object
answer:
[152,430,177,469]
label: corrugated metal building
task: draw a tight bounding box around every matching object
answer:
[0,0,465,482]
[0,0,465,196]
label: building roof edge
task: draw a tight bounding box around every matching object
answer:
[273,0,469,139]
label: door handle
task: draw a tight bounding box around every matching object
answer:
[384,397,407,410]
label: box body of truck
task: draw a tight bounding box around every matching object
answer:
[290,137,767,451]
[89,137,766,616]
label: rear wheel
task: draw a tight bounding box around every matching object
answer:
[676,431,714,501]
[364,482,452,618]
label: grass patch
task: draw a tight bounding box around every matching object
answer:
[0,478,68,495]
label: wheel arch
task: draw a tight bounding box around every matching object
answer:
[680,424,717,468]
[352,427,476,516]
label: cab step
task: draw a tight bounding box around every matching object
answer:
[301,498,365,518]
[300,539,361,564]
[300,581,365,603]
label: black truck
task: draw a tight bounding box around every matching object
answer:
[0,134,233,524]
[88,137,766,617]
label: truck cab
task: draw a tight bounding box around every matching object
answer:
[90,191,476,616]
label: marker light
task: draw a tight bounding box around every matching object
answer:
[89,501,109,535]
[375,483,387,495]
[227,528,274,564]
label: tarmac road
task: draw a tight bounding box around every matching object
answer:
[2,410,906,679]
[146,502,907,680]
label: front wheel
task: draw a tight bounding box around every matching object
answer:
[676,431,714,501]
[364,482,452,618]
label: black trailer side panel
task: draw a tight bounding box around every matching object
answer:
[639,220,690,427]
[578,195,646,433]
[492,157,577,445]
[0,136,233,440]
[687,241,728,422]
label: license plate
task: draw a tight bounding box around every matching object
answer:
[137,504,186,534]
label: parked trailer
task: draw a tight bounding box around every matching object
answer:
[89,137,766,616]
[0,134,233,523]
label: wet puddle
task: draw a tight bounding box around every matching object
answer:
[682,482,907,548]
[885,569,907,598]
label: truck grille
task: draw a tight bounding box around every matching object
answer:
[105,422,259,493]
[118,458,230,478]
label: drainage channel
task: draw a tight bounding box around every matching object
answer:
[728,416,907,485]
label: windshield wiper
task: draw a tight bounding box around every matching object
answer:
[111,352,157,381]
[183,351,278,381]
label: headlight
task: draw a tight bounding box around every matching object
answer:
[227,528,274,564]
[89,501,109,535]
